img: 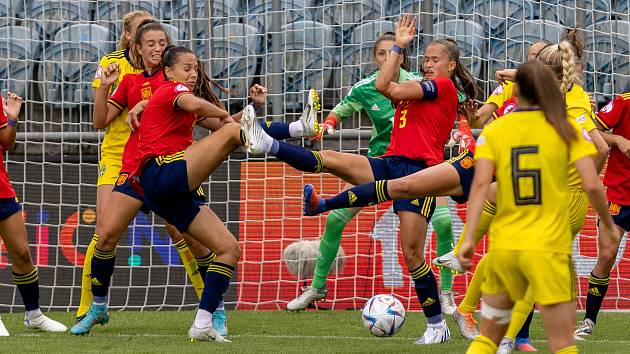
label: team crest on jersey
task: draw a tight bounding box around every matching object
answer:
[609,203,621,216]
[460,156,474,169]
[175,84,189,92]
[116,173,129,186]
[492,84,504,95]
[141,87,152,100]
[601,100,614,113]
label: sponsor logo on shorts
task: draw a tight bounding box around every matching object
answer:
[411,199,420,206]
[610,203,621,216]
[116,173,128,186]
[348,191,357,205]
[460,156,475,169]
[98,164,106,177]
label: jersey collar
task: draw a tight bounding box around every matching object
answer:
[142,67,162,78]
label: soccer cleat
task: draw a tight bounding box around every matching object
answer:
[75,314,86,324]
[439,290,457,315]
[241,104,270,155]
[0,315,9,336]
[286,285,327,311]
[302,184,326,216]
[453,309,478,340]
[413,319,450,344]
[514,338,538,352]
[432,251,465,274]
[299,88,321,137]
[497,337,515,354]
[70,304,109,335]
[212,309,228,337]
[24,310,67,333]
[574,318,595,338]
[188,323,230,342]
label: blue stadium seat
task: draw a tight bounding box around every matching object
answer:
[388,0,459,25]
[433,19,485,78]
[162,23,180,44]
[465,0,535,38]
[207,23,260,100]
[316,0,385,44]
[267,20,334,110]
[585,21,630,96]
[38,24,111,107]
[95,1,161,42]
[25,1,91,39]
[0,26,39,99]
[489,20,564,77]
[340,20,396,89]
[246,0,313,34]
[540,0,611,28]
[614,0,629,21]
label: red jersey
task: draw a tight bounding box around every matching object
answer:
[109,70,167,173]
[494,97,518,118]
[137,81,199,170]
[0,97,15,198]
[384,77,458,166]
[596,93,630,205]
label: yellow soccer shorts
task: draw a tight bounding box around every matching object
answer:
[568,187,589,237]
[97,156,122,186]
[481,249,576,306]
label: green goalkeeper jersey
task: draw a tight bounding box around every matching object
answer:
[331,68,423,157]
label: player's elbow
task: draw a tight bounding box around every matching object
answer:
[595,141,610,161]
[582,179,604,196]
[374,79,388,95]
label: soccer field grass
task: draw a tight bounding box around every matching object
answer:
[2,311,630,353]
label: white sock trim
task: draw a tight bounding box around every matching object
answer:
[194,309,213,328]
[288,121,304,138]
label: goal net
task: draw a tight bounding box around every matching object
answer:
[0,0,627,312]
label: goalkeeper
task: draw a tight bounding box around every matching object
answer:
[287,31,458,314]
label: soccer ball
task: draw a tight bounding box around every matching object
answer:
[361,294,406,337]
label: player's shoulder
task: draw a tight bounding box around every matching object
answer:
[102,49,127,63]
[403,70,423,81]
[353,72,378,88]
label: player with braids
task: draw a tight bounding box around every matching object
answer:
[0,92,67,336]
[243,14,478,344]
[459,60,615,354]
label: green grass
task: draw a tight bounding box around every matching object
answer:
[1,311,630,353]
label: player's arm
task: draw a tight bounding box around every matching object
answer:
[93,62,121,129]
[588,129,610,172]
[175,93,229,120]
[0,92,22,150]
[597,129,630,159]
[126,99,147,131]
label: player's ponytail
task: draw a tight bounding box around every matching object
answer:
[565,25,585,68]
[375,31,409,71]
[194,59,228,111]
[515,61,575,144]
[430,38,479,120]
[118,11,153,51]
[132,19,172,70]
[537,40,580,94]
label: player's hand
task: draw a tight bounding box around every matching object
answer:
[617,136,630,159]
[4,91,22,120]
[463,100,477,120]
[395,14,416,48]
[495,69,516,83]
[457,241,475,271]
[127,100,146,131]
[588,92,597,112]
[101,62,120,87]
[249,84,267,106]
[314,115,338,140]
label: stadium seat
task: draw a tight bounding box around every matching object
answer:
[37,24,110,107]
[95,1,161,42]
[0,26,39,99]
[540,0,611,28]
[315,0,385,44]
[614,0,629,21]
[465,0,535,38]
[162,23,180,43]
[388,0,459,26]
[585,20,630,96]
[207,23,260,100]
[489,20,564,77]
[266,20,335,110]
[246,0,313,34]
[340,20,396,89]
[25,1,91,39]
[433,19,485,78]
[172,0,239,45]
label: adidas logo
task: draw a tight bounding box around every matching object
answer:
[371,104,380,111]
[588,288,601,297]
[348,191,357,205]
[411,199,420,206]
[90,278,103,286]
[422,297,436,307]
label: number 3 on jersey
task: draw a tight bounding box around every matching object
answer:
[399,109,408,128]
[511,146,541,205]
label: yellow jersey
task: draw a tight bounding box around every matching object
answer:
[475,110,597,254]
[485,80,514,108]
[92,48,141,160]
[565,84,597,188]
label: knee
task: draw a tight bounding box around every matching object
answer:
[320,150,340,172]
[11,246,33,268]
[215,237,241,265]
[401,243,424,267]
[389,179,411,199]
[597,248,617,270]
[96,232,119,251]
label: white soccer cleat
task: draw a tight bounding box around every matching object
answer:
[188,323,230,343]
[299,88,321,137]
[24,310,67,333]
[286,285,327,311]
[439,290,457,316]
[240,104,269,155]
[432,251,465,274]
[497,336,515,354]
[414,319,450,344]
[453,309,478,340]
[0,315,9,336]
[574,318,595,339]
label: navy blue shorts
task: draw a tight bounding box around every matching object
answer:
[0,197,20,221]
[113,172,151,214]
[140,153,207,233]
[447,150,475,204]
[610,202,630,232]
[368,155,436,219]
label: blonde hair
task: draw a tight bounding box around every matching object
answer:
[537,40,580,94]
[117,11,153,50]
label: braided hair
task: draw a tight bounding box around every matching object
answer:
[537,40,580,94]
